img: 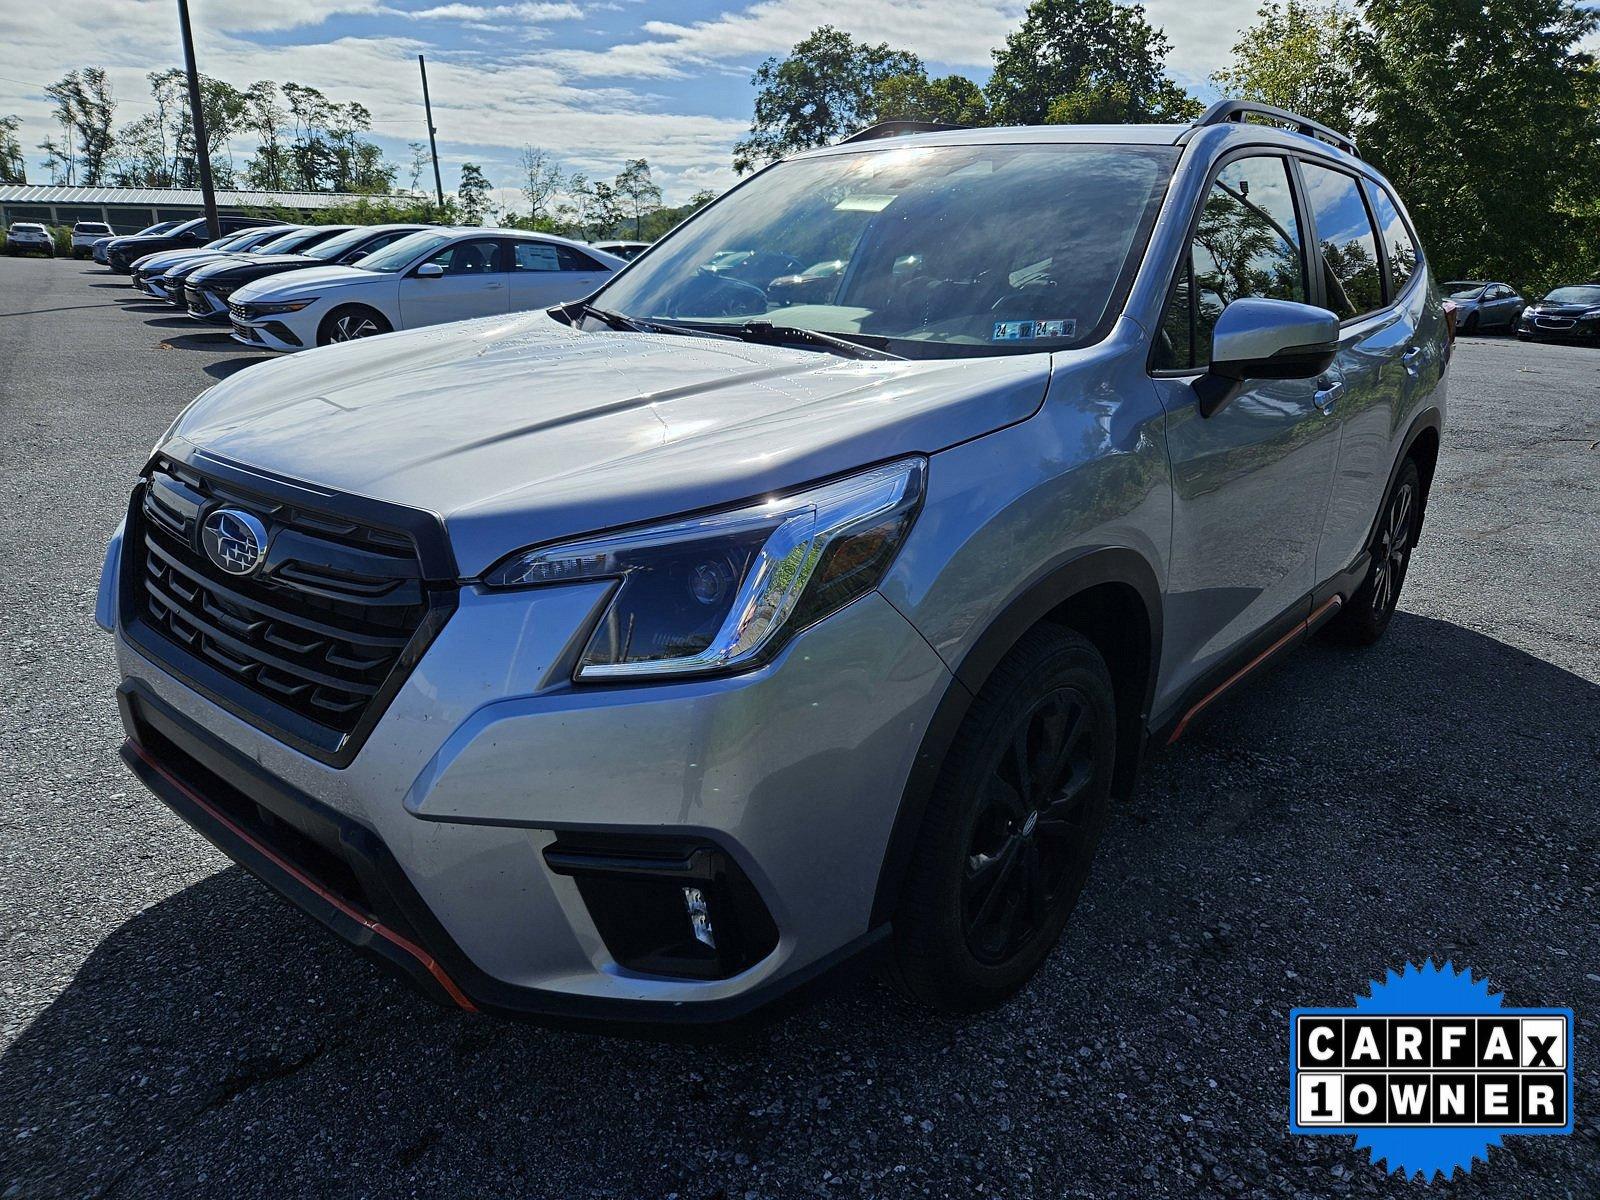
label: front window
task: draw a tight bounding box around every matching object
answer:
[359,231,453,273]
[591,143,1177,358]
[1543,285,1600,305]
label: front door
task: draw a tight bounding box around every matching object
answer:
[1150,153,1343,710]
[399,237,510,328]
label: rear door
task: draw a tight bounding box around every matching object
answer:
[505,240,610,310]
[398,237,510,328]
[1150,153,1343,705]
[1301,163,1416,586]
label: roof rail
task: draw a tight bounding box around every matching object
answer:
[1192,100,1359,158]
[838,120,970,145]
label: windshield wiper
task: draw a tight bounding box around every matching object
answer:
[570,301,734,341]
[725,321,902,361]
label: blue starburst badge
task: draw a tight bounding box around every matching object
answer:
[1289,961,1574,1182]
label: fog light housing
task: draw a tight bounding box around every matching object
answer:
[544,836,777,980]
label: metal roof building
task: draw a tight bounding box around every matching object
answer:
[1,185,406,233]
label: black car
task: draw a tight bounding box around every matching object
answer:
[181,223,430,322]
[1516,284,1600,343]
[164,225,354,314]
[104,215,278,273]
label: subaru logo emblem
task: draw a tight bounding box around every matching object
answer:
[200,507,268,576]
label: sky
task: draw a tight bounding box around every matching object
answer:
[0,0,1276,212]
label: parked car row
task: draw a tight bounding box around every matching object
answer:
[1440,277,1600,344]
[96,221,631,351]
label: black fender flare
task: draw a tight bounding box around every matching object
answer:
[869,545,1163,928]
[1378,405,1443,548]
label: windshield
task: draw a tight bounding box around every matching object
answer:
[204,231,250,249]
[255,227,332,255]
[592,144,1175,357]
[1542,285,1600,305]
[1442,282,1485,299]
[305,226,387,261]
[359,230,453,273]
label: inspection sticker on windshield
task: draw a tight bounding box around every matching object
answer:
[1290,961,1574,1181]
[992,318,1075,342]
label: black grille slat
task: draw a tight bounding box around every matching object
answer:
[129,460,434,741]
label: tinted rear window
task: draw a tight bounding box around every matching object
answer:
[1299,161,1383,319]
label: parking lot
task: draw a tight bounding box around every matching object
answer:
[2,254,1598,1197]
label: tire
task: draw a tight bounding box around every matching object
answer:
[886,626,1117,1013]
[1321,458,1422,647]
[1461,312,1479,335]
[318,305,392,346]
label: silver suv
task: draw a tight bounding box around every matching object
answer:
[99,103,1446,1026]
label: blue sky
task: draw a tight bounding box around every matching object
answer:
[0,1,1285,210]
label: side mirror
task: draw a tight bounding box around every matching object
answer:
[414,262,445,278]
[1195,298,1340,418]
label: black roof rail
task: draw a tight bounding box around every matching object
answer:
[1192,100,1359,158]
[838,120,970,145]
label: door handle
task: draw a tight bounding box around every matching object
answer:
[1401,346,1424,375]
[1313,377,1344,415]
[485,282,504,290]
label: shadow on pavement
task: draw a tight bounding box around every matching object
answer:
[2,614,1596,1197]
[156,332,237,352]
[202,356,271,381]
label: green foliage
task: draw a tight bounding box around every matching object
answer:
[1210,2,1362,134]
[0,115,25,184]
[986,0,1200,124]
[457,162,492,225]
[244,194,461,226]
[733,26,923,172]
[1352,0,1600,293]
[874,73,990,125]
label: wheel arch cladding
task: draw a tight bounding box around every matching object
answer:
[1404,416,1441,541]
[870,546,1161,928]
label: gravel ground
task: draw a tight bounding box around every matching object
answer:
[2,256,1597,1199]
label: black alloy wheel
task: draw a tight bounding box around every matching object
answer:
[1322,457,1422,646]
[962,688,1099,965]
[888,626,1116,1012]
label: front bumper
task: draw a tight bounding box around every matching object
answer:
[111,538,950,1025]
[186,283,230,321]
[1519,315,1600,340]
[229,304,309,350]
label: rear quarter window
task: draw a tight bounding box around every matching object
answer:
[1363,180,1421,297]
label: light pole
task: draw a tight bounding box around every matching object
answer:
[418,54,445,209]
[177,0,220,238]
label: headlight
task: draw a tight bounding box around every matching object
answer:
[242,298,315,314]
[483,457,926,680]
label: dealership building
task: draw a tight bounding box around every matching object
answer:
[0,184,391,232]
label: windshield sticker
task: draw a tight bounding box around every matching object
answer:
[992,318,1077,342]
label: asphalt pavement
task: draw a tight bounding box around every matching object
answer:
[2,256,1597,1198]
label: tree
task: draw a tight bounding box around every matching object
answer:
[873,73,989,125]
[986,0,1198,124]
[1354,0,1600,291]
[517,145,564,220]
[457,162,492,224]
[0,115,25,184]
[45,69,117,185]
[243,81,289,191]
[614,158,663,238]
[1210,2,1361,134]
[407,141,429,192]
[733,26,922,172]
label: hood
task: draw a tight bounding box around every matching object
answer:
[1527,302,1600,317]
[232,264,380,302]
[155,250,231,277]
[166,312,1055,575]
[136,248,208,273]
[191,253,317,284]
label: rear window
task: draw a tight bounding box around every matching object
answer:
[75,222,111,233]
[1299,161,1383,319]
[1364,181,1420,296]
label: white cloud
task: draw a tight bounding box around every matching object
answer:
[545,0,1029,79]
[394,2,583,20]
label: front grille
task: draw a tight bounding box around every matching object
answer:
[185,284,211,315]
[128,456,445,755]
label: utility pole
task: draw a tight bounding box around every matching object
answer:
[418,54,445,209]
[177,0,220,238]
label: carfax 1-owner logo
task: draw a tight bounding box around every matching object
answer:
[1289,961,1575,1181]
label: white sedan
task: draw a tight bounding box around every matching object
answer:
[226,228,624,351]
